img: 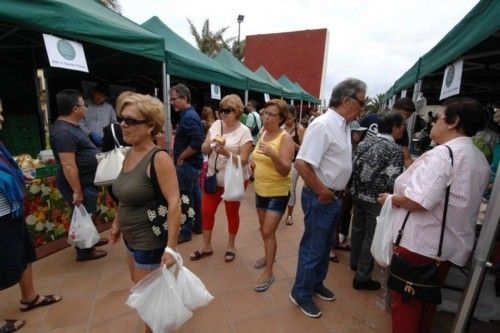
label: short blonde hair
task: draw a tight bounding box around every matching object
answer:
[115,90,135,113]
[118,93,165,136]
[220,94,244,119]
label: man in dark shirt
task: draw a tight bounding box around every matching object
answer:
[170,84,204,243]
[50,89,107,261]
[350,112,405,290]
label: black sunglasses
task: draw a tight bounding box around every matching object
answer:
[121,117,148,126]
[350,95,365,107]
[220,108,233,114]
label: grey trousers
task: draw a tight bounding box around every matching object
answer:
[350,198,381,282]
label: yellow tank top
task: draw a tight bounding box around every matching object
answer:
[253,130,291,197]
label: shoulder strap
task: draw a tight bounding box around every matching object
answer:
[150,149,165,201]
[110,123,121,148]
[394,145,454,258]
[251,112,260,129]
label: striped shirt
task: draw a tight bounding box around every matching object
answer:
[391,136,489,266]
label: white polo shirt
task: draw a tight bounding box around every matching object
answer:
[297,108,352,190]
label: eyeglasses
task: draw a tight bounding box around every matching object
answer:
[349,96,365,107]
[264,110,280,117]
[431,115,446,125]
[219,108,234,114]
[169,96,182,103]
[121,117,148,126]
[73,103,88,108]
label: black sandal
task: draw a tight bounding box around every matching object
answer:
[224,251,236,263]
[190,250,213,261]
[20,294,62,312]
[0,320,25,333]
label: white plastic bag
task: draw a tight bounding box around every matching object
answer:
[371,195,395,267]
[221,153,245,202]
[165,248,214,310]
[94,124,127,185]
[126,266,193,333]
[67,205,100,248]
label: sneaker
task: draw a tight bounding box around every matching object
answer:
[352,279,381,291]
[314,285,336,301]
[289,293,322,318]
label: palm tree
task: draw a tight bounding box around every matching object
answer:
[372,93,385,113]
[99,0,121,14]
[187,18,241,58]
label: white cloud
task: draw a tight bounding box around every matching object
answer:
[119,0,480,100]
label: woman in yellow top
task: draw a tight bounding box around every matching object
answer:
[251,99,294,292]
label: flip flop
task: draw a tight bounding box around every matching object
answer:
[190,250,213,261]
[254,276,275,292]
[334,243,351,251]
[20,294,62,312]
[253,257,266,269]
[224,251,236,263]
[329,255,339,263]
[76,248,107,261]
[0,319,25,333]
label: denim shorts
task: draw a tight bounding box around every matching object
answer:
[126,245,165,270]
[255,193,290,215]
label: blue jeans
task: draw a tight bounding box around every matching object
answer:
[176,163,202,237]
[291,186,341,302]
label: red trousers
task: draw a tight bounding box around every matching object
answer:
[201,181,248,235]
[391,245,451,333]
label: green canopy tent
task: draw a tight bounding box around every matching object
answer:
[0,0,169,153]
[213,49,283,98]
[142,16,247,90]
[384,0,500,105]
[294,82,321,104]
[254,66,300,100]
[277,75,305,101]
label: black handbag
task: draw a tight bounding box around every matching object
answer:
[147,149,191,239]
[387,145,453,305]
[204,121,222,194]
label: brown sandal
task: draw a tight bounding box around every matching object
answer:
[20,294,62,312]
[0,319,25,333]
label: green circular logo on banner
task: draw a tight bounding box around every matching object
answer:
[57,40,76,60]
[445,64,455,88]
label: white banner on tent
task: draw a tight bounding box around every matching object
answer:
[264,93,270,102]
[440,59,463,100]
[291,99,294,105]
[401,90,407,98]
[43,34,88,73]
[210,84,221,100]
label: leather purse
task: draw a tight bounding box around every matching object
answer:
[387,145,453,305]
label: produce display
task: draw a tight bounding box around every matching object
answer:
[14,153,41,170]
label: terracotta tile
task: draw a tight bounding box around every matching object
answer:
[91,289,134,324]
[223,289,276,323]
[97,268,134,295]
[233,312,283,333]
[89,312,142,333]
[318,295,366,332]
[183,298,228,332]
[58,273,100,300]
[46,323,88,333]
[275,307,329,332]
[42,297,94,330]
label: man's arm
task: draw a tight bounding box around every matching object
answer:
[295,159,335,203]
[58,152,83,205]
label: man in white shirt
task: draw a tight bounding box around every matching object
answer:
[290,78,367,318]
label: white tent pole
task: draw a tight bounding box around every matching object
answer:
[163,65,171,152]
[244,90,248,105]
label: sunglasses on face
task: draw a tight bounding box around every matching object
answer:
[219,108,233,114]
[121,117,148,126]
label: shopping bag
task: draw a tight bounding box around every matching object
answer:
[165,248,214,310]
[371,195,394,267]
[94,147,127,185]
[126,266,193,333]
[221,153,245,202]
[67,205,100,248]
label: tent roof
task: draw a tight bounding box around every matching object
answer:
[295,81,321,104]
[0,0,165,62]
[385,0,500,104]
[142,16,247,90]
[255,66,299,100]
[213,49,283,96]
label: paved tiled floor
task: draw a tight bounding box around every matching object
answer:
[1,181,497,332]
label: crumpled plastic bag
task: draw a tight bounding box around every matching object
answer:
[126,266,192,333]
[67,205,100,249]
[165,248,214,310]
[371,195,395,267]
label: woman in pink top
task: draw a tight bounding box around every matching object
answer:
[378,97,490,333]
